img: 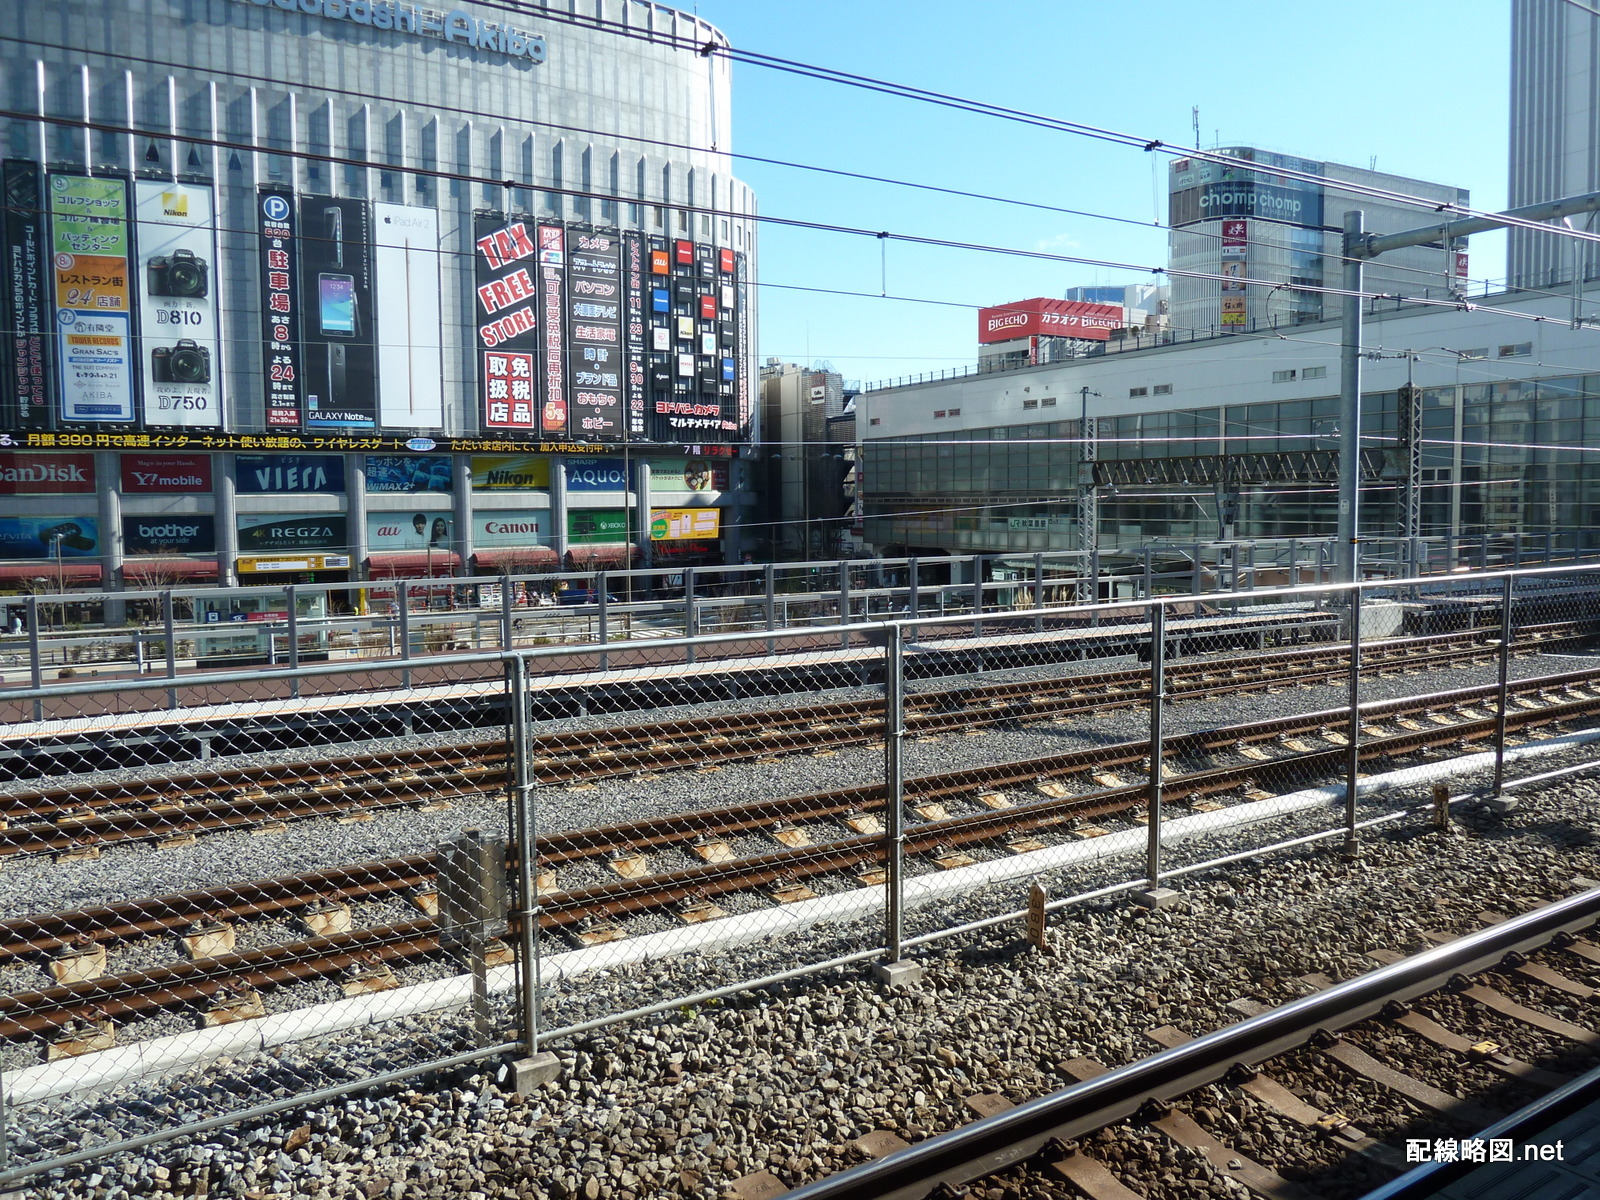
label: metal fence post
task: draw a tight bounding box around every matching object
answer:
[1146,601,1166,892]
[500,574,514,650]
[285,584,300,698]
[508,656,544,1066]
[163,589,178,710]
[1493,573,1514,796]
[907,557,920,618]
[883,621,906,967]
[25,594,41,721]
[683,567,698,665]
[839,567,852,648]
[397,581,412,688]
[1344,581,1363,855]
[596,572,610,669]
[1033,552,1045,633]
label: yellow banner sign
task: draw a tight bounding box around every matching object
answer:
[648,508,721,540]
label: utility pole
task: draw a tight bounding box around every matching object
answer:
[1336,187,1600,582]
[1076,386,1101,604]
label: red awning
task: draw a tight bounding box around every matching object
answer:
[564,544,637,570]
[121,558,219,583]
[471,547,560,571]
[366,552,462,579]
[0,562,103,585]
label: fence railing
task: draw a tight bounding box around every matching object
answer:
[3,561,1600,1187]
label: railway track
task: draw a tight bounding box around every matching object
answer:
[2,620,1588,860]
[5,666,1599,1049]
[781,888,1600,1200]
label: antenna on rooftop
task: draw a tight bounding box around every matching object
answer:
[1191,106,1200,150]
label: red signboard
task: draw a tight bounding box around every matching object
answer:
[0,452,95,494]
[120,454,213,493]
[977,298,1124,344]
[1222,219,1248,248]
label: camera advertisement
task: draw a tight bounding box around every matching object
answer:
[373,203,443,431]
[136,180,221,429]
[49,174,135,425]
[298,197,377,428]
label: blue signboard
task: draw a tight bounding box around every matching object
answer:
[0,515,100,559]
[565,457,626,491]
[236,453,346,493]
[365,455,452,493]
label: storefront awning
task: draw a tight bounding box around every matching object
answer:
[121,557,219,583]
[0,562,103,586]
[564,544,637,570]
[367,552,462,579]
[470,547,560,572]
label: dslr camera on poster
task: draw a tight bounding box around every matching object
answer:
[146,248,209,298]
[151,339,212,384]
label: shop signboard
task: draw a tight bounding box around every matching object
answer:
[50,174,136,424]
[120,453,212,493]
[649,507,721,540]
[373,203,444,430]
[565,456,626,491]
[365,454,451,493]
[537,223,568,435]
[236,513,348,552]
[236,453,345,493]
[471,454,550,490]
[0,451,95,494]
[977,298,1123,344]
[123,514,215,554]
[2,160,53,431]
[0,515,100,559]
[474,509,551,547]
[565,226,622,440]
[258,187,303,427]
[135,180,222,428]
[474,213,541,432]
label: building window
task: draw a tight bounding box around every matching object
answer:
[933,410,946,419]
[869,417,881,426]
[1498,342,1532,358]
[1022,398,1038,410]
[1042,396,1057,407]
[1302,366,1327,380]
[1152,383,1172,395]
[1128,386,1148,397]
[1272,369,1297,383]
[947,408,961,417]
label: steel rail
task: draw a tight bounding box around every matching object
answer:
[5,669,1595,962]
[782,887,1600,1200]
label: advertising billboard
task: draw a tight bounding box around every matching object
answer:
[366,510,454,552]
[623,232,647,438]
[135,180,222,428]
[648,457,727,492]
[3,160,53,431]
[121,454,212,493]
[50,174,136,424]
[1170,180,1325,230]
[365,455,451,493]
[566,227,623,440]
[473,214,541,432]
[123,514,215,555]
[0,515,100,559]
[474,509,550,547]
[565,456,626,491]
[236,453,346,493]
[537,223,568,434]
[649,508,721,540]
[258,187,302,428]
[299,197,377,428]
[471,454,550,490]
[236,513,348,552]
[373,203,443,430]
[568,510,627,543]
[0,452,95,494]
[646,234,739,442]
[977,298,1124,344]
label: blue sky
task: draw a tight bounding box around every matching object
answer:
[686,1,1513,384]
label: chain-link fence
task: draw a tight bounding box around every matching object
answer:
[4,561,1600,1188]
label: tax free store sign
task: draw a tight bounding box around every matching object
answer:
[231,0,546,63]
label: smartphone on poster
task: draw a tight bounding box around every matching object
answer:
[319,273,357,336]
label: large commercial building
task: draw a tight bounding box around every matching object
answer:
[859,286,1600,561]
[1169,148,1469,335]
[0,0,758,592]
[1509,0,1600,290]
